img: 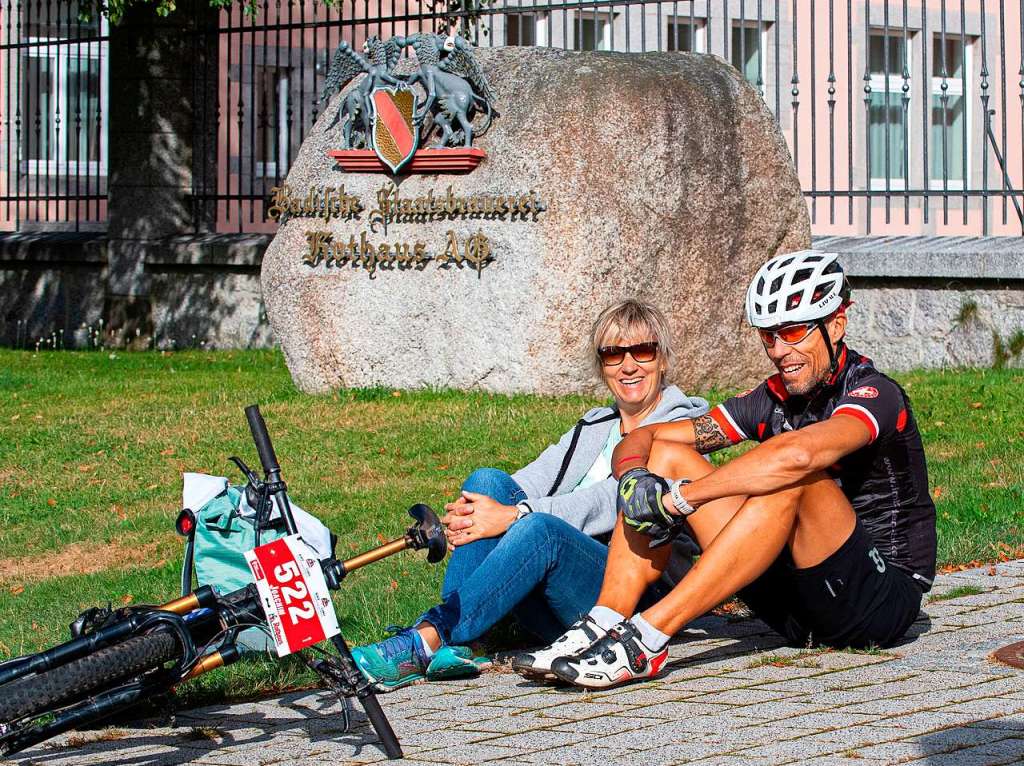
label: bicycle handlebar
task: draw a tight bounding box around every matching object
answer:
[244,404,280,477]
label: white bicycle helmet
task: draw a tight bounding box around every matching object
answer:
[745,250,850,328]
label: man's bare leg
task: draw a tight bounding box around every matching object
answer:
[595,443,747,617]
[641,474,856,637]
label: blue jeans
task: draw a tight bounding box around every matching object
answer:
[417,468,609,645]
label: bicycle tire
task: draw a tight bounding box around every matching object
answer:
[0,631,180,724]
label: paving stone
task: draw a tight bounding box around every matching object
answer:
[867,710,981,732]
[548,715,651,736]
[657,675,752,693]
[684,687,800,705]
[855,740,931,760]
[801,724,920,745]
[730,737,846,760]
[773,710,882,730]
[465,713,574,734]
[729,700,829,719]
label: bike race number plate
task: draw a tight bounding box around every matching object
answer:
[245,535,341,657]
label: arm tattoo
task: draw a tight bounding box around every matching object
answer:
[693,414,732,454]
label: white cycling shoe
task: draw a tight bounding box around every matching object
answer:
[550,619,668,689]
[511,615,606,679]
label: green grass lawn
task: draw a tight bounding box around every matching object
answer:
[0,349,1021,704]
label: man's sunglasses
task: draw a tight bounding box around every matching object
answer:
[757,322,819,347]
[597,341,659,366]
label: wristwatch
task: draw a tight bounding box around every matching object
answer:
[514,502,533,522]
[669,479,696,516]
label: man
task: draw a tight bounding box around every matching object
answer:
[513,250,936,689]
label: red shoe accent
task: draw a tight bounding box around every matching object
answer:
[647,648,669,676]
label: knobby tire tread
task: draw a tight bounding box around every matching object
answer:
[0,631,180,723]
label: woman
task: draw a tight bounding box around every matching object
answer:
[352,300,709,690]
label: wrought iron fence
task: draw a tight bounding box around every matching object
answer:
[0,1,107,231]
[1,1,1022,235]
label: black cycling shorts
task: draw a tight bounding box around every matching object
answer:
[738,519,924,648]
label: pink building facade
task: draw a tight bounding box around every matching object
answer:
[1,0,1022,237]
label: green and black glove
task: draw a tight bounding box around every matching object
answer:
[617,467,674,535]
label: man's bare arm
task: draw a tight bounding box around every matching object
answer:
[673,416,872,510]
[691,414,733,454]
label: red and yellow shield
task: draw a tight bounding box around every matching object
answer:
[370,86,419,174]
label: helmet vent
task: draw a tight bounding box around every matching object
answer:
[778,257,795,269]
[792,268,813,285]
[786,292,803,310]
[767,299,778,314]
[770,275,784,294]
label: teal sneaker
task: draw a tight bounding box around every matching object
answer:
[425,645,485,680]
[351,626,430,692]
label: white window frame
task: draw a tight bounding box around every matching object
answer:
[573,11,613,52]
[502,10,548,47]
[21,23,109,178]
[867,30,914,190]
[664,15,706,53]
[928,35,972,191]
[730,20,770,94]
[255,66,292,180]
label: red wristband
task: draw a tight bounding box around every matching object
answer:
[615,455,644,468]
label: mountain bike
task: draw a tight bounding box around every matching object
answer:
[0,405,447,761]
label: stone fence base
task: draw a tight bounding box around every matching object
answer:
[820,236,1024,370]
[0,233,272,350]
[2,233,1022,369]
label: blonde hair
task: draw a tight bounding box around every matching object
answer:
[589,300,674,377]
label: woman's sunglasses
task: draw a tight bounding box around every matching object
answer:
[597,341,659,366]
[757,322,819,347]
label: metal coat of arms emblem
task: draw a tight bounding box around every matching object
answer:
[369,85,419,173]
[321,35,496,174]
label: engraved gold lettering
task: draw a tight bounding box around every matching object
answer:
[303,231,332,267]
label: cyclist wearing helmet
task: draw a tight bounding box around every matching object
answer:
[515,250,936,689]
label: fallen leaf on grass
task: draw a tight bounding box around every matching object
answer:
[932,486,944,499]
[391,391,402,397]
[10,414,19,422]
[933,421,946,428]
[110,504,127,521]
[121,594,134,605]
[388,580,399,591]
[436,464,449,471]
[970,402,983,409]
[77,464,95,473]
[9,585,24,596]
[46,498,57,507]
[160,448,175,456]
[146,483,159,491]
[376,533,387,544]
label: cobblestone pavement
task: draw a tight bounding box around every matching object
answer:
[11,562,1024,766]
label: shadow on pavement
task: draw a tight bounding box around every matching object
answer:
[12,691,390,766]
[919,718,1024,764]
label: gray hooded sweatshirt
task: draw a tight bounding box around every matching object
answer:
[511,386,710,537]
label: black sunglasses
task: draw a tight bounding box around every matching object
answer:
[597,341,659,366]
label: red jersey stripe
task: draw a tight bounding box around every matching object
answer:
[710,405,746,443]
[833,404,880,443]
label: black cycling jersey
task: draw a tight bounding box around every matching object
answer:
[709,345,937,590]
